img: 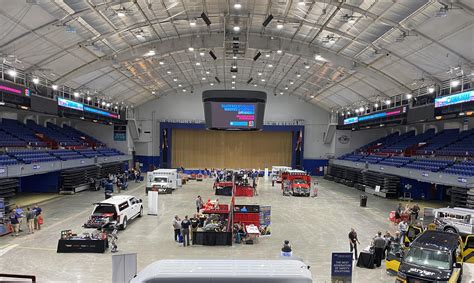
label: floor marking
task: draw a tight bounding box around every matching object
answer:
[0,244,18,257]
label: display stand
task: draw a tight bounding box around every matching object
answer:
[214,181,233,196]
[148,190,158,215]
[234,185,253,197]
[192,231,232,246]
[57,239,108,253]
[112,253,137,283]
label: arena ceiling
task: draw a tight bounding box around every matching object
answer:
[0,0,473,111]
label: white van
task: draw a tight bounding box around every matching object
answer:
[433,207,474,235]
[84,195,143,230]
[131,259,312,283]
[146,169,181,194]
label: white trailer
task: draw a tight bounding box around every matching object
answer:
[130,259,312,283]
[146,169,181,194]
[271,166,292,183]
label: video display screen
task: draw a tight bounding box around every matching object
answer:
[435,90,474,108]
[210,102,256,128]
[58,97,83,111]
[0,80,29,96]
[84,106,119,119]
[343,107,407,125]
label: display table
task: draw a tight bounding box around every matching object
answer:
[57,239,108,253]
[202,203,229,214]
[235,185,253,197]
[245,225,260,243]
[215,182,233,196]
[356,250,375,269]
[192,231,232,246]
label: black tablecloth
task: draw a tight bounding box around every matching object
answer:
[192,231,232,246]
[215,186,232,196]
[57,239,108,253]
[356,251,375,269]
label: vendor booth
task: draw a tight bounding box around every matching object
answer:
[57,229,108,253]
[193,201,232,246]
[214,181,233,196]
[235,185,254,197]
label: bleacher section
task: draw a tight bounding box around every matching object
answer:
[415,129,460,155]
[62,125,106,147]
[1,119,48,147]
[9,150,58,164]
[378,129,436,154]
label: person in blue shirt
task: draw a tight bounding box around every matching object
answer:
[15,205,24,232]
[9,211,19,236]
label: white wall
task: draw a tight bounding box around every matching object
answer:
[73,121,133,154]
[136,88,332,159]
[334,128,388,157]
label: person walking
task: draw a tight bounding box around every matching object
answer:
[399,219,408,245]
[181,215,191,247]
[195,196,203,213]
[9,211,19,236]
[373,231,386,267]
[190,214,199,243]
[15,205,24,232]
[33,204,42,230]
[26,207,36,234]
[172,215,181,242]
[349,228,360,260]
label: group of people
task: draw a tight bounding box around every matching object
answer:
[9,204,43,236]
[172,214,201,247]
[395,202,420,224]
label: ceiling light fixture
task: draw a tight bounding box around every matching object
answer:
[178,84,182,87]
[52,84,58,90]
[450,80,460,87]
[385,100,391,105]
[231,86,235,89]
[276,22,284,29]
[152,91,156,95]
[116,12,125,18]
[258,72,262,76]
[310,95,315,98]
[233,26,241,32]
[232,55,237,59]
[253,84,257,87]
[7,69,17,77]
[280,92,284,95]
[199,52,205,56]
[196,62,201,66]
[298,0,305,5]
[234,3,242,9]
[201,12,211,25]
[284,87,288,90]
[232,75,236,79]
[355,109,359,113]
[296,73,301,78]
[314,54,324,61]
[167,71,172,74]
[87,97,91,101]
[265,53,270,58]
[277,50,283,54]
[210,83,214,86]
[206,71,210,74]
[188,47,194,52]
[428,86,435,93]
[289,81,294,85]
[304,64,310,69]
[145,50,156,56]
[268,64,273,68]
[232,81,235,84]
[262,14,274,27]
[202,77,206,80]
[173,78,178,82]
[159,61,164,65]
[406,93,413,99]
[189,20,196,27]
[32,77,39,84]
[261,79,265,82]
[102,101,106,106]
[73,92,79,98]
[359,107,364,112]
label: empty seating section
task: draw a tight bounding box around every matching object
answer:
[378,156,412,167]
[0,153,20,166]
[62,125,106,147]
[96,148,124,156]
[436,129,474,157]
[338,154,364,161]
[358,155,384,164]
[1,119,48,147]
[0,130,27,147]
[75,149,102,158]
[379,129,436,153]
[415,129,460,155]
[49,149,84,161]
[404,159,452,172]
[444,162,474,176]
[375,131,415,153]
[9,150,58,164]
[356,132,399,152]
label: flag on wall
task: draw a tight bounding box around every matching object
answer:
[162,129,168,149]
[295,130,302,151]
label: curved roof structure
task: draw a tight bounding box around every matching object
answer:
[0,0,472,110]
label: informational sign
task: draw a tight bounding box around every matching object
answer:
[458,177,468,183]
[148,190,158,215]
[211,102,256,128]
[259,205,271,237]
[331,252,353,282]
[435,90,474,108]
[0,80,29,96]
[375,185,381,192]
[344,106,407,125]
[84,106,119,119]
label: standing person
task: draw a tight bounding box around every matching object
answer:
[311,181,319,198]
[181,215,191,247]
[395,203,402,222]
[281,240,292,257]
[195,195,203,213]
[190,214,199,243]
[9,211,19,236]
[373,231,386,267]
[393,231,401,244]
[172,215,181,242]
[412,203,420,221]
[26,207,36,234]
[399,219,408,245]
[15,205,24,232]
[383,231,393,259]
[135,169,141,183]
[348,228,360,260]
[33,204,42,230]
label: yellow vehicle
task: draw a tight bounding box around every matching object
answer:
[395,230,463,283]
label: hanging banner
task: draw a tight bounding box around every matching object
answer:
[259,205,271,237]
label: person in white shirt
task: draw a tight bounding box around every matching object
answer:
[398,220,408,245]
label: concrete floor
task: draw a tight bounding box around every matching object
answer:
[0,177,471,282]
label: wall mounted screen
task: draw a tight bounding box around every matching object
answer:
[343,106,407,125]
[435,90,474,108]
[0,80,29,96]
[210,102,256,129]
[84,106,119,119]
[58,97,83,111]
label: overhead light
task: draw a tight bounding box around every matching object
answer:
[232,65,237,69]
[116,12,125,18]
[209,50,217,60]
[114,106,118,109]
[159,61,164,65]
[106,103,110,107]
[206,71,210,74]
[199,52,205,56]
[268,64,273,68]
[52,84,58,90]
[277,50,283,54]
[253,51,262,61]
[253,84,257,87]
[87,96,91,101]
[359,107,364,112]
[201,12,211,26]
[231,86,235,89]
[385,100,391,105]
[374,103,379,108]
[289,81,294,85]
[232,81,235,84]
[202,77,206,80]
[435,115,443,120]
[427,86,435,93]
[173,78,178,82]
[190,20,196,27]
[314,54,325,61]
[284,87,288,90]
[182,89,187,92]
[195,62,201,66]
[178,84,182,87]
[296,73,301,78]
[258,72,262,76]
[436,5,448,17]
[262,14,274,27]
[355,109,359,113]
[406,93,413,99]
[232,75,236,79]
[280,92,284,95]
[233,26,240,32]
[7,69,17,77]
[261,79,265,82]
[234,3,242,9]
[102,101,106,106]
[276,22,284,29]
[145,50,155,56]
[347,111,351,115]
[265,53,270,58]
[73,92,79,98]
[32,77,39,84]
[310,95,315,98]
[210,83,214,86]
[298,0,305,5]
[450,80,460,87]
[347,16,356,24]
[459,112,465,116]
[167,70,172,74]
[188,47,194,52]
[304,64,310,69]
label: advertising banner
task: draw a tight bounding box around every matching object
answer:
[331,252,353,282]
[259,205,271,237]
